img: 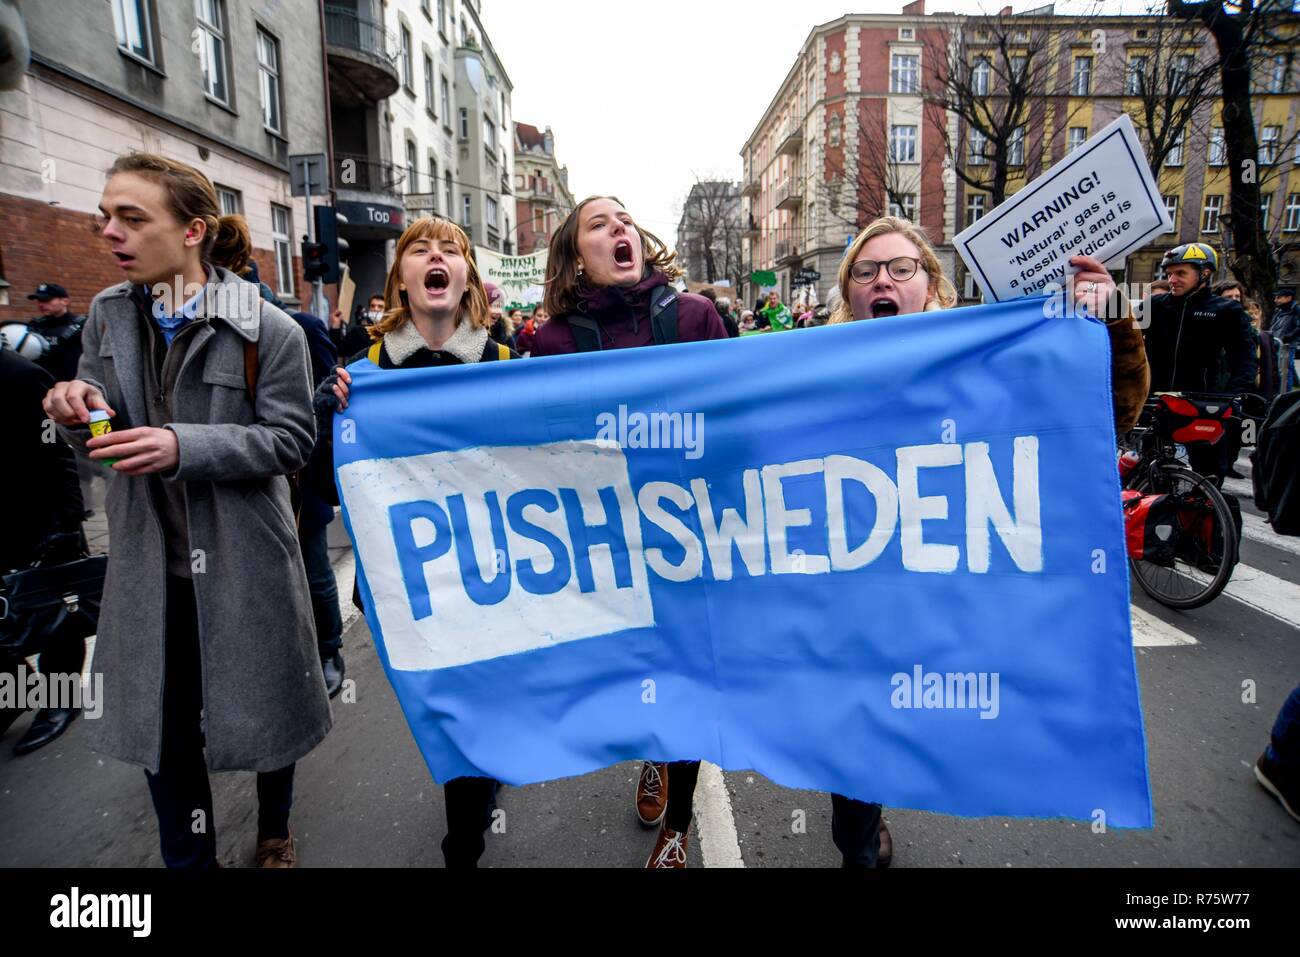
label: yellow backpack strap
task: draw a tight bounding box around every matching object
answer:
[497,342,511,361]
[367,340,383,365]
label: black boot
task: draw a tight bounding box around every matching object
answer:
[322,652,345,699]
[13,707,79,755]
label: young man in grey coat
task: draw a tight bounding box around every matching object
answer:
[43,153,331,868]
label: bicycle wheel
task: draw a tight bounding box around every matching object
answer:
[1127,462,1239,609]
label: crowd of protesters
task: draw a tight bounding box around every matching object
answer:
[2,149,1298,870]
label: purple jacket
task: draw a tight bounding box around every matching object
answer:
[532,270,728,355]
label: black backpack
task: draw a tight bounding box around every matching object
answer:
[564,285,679,352]
[1251,390,1300,536]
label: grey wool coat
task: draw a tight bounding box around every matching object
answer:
[58,267,332,773]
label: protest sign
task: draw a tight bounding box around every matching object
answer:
[954,115,1170,302]
[475,246,548,310]
[335,297,1152,826]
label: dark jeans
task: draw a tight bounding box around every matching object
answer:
[143,576,295,869]
[831,794,883,867]
[441,775,498,868]
[1267,685,1300,770]
[664,760,700,833]
[299,522,342,659]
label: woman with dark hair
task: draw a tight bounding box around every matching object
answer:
[533,195,728,868]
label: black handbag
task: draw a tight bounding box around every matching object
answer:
[0,548,107,659]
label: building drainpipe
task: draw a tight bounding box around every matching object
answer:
[317,0,338,316]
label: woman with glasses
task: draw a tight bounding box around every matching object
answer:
[823,216,1150,867]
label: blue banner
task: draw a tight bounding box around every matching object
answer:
[334,296,1153,827]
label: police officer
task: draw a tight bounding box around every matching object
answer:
[1144,243,1256,477]
[25,283,86,383]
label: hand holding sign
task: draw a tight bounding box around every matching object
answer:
[954,115,1169,303]
[1069,254,1119,318]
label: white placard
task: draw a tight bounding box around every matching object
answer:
[953,114,1170,302]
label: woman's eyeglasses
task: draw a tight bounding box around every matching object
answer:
[849,256,924,284]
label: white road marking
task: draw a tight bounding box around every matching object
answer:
[695,760,745,868]
[1222,564,1300,629]
[1130,605,1199,647]
[1240,511,1300,558]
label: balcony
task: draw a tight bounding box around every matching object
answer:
[335,151,405,197]
[741,213,760,238]
[486,226,501,250]
[324,5,400,104]
[740,173,759,199]
[775,240,800,263]
[775,180,803,211]
[776,119,804,157]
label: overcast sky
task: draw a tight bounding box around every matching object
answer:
[480,0,1155,243]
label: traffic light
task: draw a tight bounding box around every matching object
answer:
[311,205,349,284]
[301,240,328,282]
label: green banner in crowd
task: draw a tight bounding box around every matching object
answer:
[475,247,549,311]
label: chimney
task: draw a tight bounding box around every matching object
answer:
[902,0,926,14]
[1000,5,1012,14]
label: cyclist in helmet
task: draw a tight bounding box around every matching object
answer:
[1144,242,1256,396]
[1144,242,1256,478]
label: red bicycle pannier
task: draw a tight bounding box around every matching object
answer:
[1152,395,1234,446]
[1122,490,1178,566]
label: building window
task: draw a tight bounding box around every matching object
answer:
[534,208,544,233]
[971,57,991,96]
[271,204,293,297]
[1171,54,1193,89]
[1008,125,1025,166]
[889,124,918,163]
[899,27,915,41]
[1261,192,1273,228]
[215,185,242,216]
[440,77,451,124]
[1284,194,1300,232]
[112,0,156,65]
[966,193,987,226]
[444,171,453,218]
[1260,125,1281,165]
[890,53,919,94]
[438,0,447,35]
[257,28,282,134]
[1072,56,1092,96]
[1125,56,1146,95]
[1270,53,1288,93]
[420,0,430,18]
[400,24,413,91]
[1067,127,1087,153]
[483,117,497,151]
[462,194,472,227]
[1165,128,1185,167]
[1208,127,1226,166]
[1010,56,1027,85]
[968,128,988,165]
[1162,195,1178,233]
[1202,194,1222,234]
[486,195,499,229]
[888,193,917,221]
[195,0,229,105]
[424,53,434,109]
[405,140,418,193]
[458,108,469,140]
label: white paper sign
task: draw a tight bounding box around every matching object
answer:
[953,115,1170,302]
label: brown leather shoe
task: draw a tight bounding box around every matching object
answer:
[635,761,668,827]
[878,820,893,868]
[254,829,297,868]
[645,822,689,868]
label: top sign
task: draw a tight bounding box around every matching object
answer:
[952,115,1170,302]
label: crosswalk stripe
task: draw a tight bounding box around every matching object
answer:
[1130,605,1199,647]
[1222,564,1300,629]
[1240,510,1300,558]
